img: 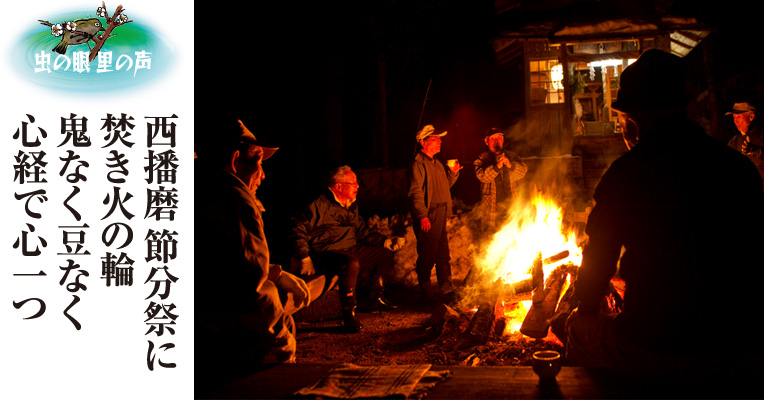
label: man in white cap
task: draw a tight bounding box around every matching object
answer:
[195,117,312,394]
[408,124,462,305]
[726,101,764,185]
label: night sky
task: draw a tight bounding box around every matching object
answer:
[197,0,764,261]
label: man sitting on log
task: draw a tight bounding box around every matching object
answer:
[566,49,764,386]
[288,165,405,333]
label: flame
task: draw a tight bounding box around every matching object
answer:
[475,192,582,285]
[471,193,582,338]
[499,300,532,334]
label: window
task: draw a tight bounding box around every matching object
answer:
[530,59,564,105]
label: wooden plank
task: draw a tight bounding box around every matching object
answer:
[205,364,620,399]
[206,362,764,400]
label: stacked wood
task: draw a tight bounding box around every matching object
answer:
[459,250,575,345]
[549,266,579,344]
[520,261,573,339]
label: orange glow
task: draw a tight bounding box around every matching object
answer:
[473,193,582,339]
[499,300,531,334]
[475,193,581,285]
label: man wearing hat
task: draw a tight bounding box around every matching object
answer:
[408,124,462,305]
[474,127,527,232]
[565,49,764,386]
[195,118,313,393]
[726,101,764,185]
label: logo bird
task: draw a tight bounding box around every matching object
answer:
[49,18,105,55]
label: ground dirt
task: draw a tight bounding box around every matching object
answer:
[293,283,565,367]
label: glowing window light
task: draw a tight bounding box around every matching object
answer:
[551,64,564,90]
[588,59,637,74]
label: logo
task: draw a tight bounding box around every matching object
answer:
[13,3,173,92]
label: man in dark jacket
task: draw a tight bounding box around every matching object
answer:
[289,165,404,332]
[566,49,764,388]
[726,101,764,186]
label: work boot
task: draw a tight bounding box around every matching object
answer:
[373,293,398,310]
[340,288,362,333]
[370,276,397,310]
[341,306,362,333]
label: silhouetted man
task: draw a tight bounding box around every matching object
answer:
[195,118,311,394]
[567,50,764,389]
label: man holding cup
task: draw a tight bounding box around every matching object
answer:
[474,127,527,233]
[407,124,462,305]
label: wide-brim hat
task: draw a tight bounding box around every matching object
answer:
[237,119,278,160]
[611,49,688,113]
[416,124,447,141]
[726,102,756,115]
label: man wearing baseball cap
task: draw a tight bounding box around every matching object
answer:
[474,127,527,232]
[726,101,764,185]
[566,49,764,390]
[408,124,462,305]
[195,117,312,394]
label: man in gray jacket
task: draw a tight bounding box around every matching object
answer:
[408,124,462,304]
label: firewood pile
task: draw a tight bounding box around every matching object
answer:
[420,250,623,367]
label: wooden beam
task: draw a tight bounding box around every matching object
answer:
[676,30,706,43]
[566,51,641,63]
[670,38,693,51]
[497,28,714,46]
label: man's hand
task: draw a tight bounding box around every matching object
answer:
[448,160,463,173]
[497,154,511,169]
[742,135,753,154]
[276,271,311,308]
[420,217,431,233]
[299,257,316,276]
[384,236,406,251]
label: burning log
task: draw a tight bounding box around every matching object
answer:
[459,250,575,345]
[464,301,496,344]
[501,251,571,297]
[549,269,579,344]
[457,277,502,347]
[543,250,570,265]
[520,261,571,339]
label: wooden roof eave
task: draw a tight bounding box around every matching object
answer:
[495,18,714,45]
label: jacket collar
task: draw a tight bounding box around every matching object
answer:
[326,187,356,210]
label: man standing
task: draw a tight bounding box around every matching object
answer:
[408,124,462,304]
[474,127,528,232]
[195,118,312,393]
[726,101,764,185]
[290,165,404,333]
[566,50,764,386]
